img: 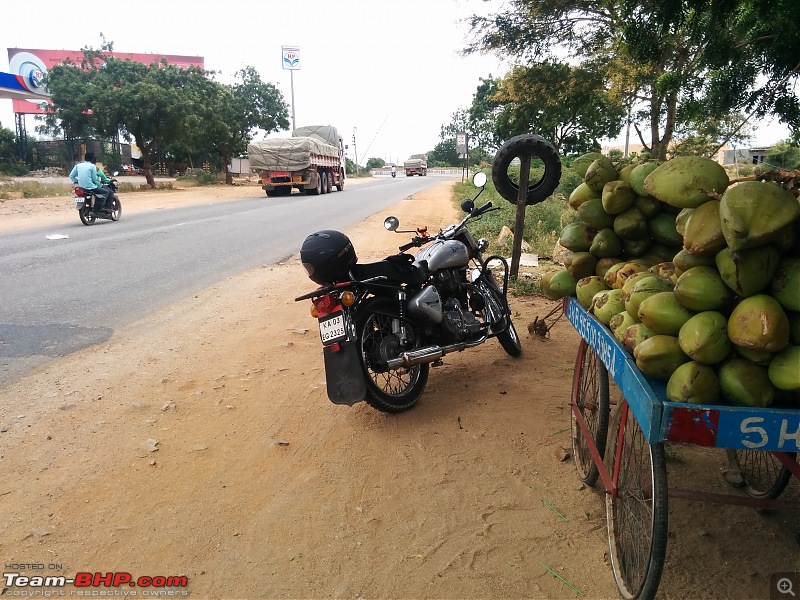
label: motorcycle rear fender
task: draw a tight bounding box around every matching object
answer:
[323,342,366,406]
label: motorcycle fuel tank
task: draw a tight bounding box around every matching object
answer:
[415,240,469,272]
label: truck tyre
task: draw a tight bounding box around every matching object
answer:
[325,171,333,194]
[265,190,279,197]
[492,134,562,206]
[308,173,321,195]
[320,171,328,194]
[335,169,344,191]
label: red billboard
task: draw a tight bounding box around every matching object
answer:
[8,48,205,114]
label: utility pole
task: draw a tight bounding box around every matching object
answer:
[352,127,358,176]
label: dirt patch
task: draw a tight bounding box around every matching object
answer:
[0,180,797,599]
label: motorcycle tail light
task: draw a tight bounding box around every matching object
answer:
[312,294,339,317]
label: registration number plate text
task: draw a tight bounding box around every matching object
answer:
[319,312,346,345]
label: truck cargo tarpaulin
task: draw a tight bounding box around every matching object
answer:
[247,137,340,172]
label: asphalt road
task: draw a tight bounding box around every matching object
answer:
[0,175,455,387]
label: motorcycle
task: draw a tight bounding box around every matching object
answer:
[74,172,122,226]
[296,171,523,413]
[391,170,396,178]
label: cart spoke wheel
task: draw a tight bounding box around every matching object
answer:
[571,339,610,486]
[725,449,796,499]
[606,402,668,600]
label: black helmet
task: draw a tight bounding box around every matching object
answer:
[300,230,357,285]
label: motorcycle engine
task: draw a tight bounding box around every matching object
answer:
[441,298,483,342]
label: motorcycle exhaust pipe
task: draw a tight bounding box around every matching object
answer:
[386,339,486,370]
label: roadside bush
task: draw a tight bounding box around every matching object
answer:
[177,171,222,186]
[0,161,30,176]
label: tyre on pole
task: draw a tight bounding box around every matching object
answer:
[491,134,562,206]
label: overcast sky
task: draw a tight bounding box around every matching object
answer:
[1,0,792,165]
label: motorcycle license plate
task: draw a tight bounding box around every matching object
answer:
[75,199,85,209]
[319,312,346,345]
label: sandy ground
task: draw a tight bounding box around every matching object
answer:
[0,179,798,600]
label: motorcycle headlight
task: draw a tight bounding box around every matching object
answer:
[476,238,489,252]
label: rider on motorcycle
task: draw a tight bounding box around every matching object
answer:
[69,152,110,212]
[391,165,396,177]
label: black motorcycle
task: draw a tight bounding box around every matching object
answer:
[296,172,525,413]
[74,173,122,225]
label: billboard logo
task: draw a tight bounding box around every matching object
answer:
[282,46,300,70]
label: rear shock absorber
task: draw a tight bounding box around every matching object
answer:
[393,290,408,343]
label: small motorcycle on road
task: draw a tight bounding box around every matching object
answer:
[74,173,122,226]
[296,171,524,413]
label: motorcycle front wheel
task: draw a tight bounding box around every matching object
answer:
[79,206,96,225]
[483,273,522,357]
[109,198,122,221]
[357,298,429,413]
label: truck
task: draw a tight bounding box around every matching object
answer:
[247,125,346,196]
[403,153,428,177]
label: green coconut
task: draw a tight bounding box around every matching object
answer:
[592,288,626,325]
[624,276,675,319]
[559,222,596,252]
[666,362,721,405]
[649,262,678,284]
[568,182,600,211]
[633,335,691,381]
[673,249,717,275]
[675,208,694,237]
[715,246,780,298]
[595,257,623,279]
[602,180,636,214]
[733,345,773,366]
[727,294,790,352]
[719,181,800,251]
[638,291,695,336]
[673,266,735,312]
[590,228,624,258]
[643,156,729,208]
[541,269,578,301]
[585,157,618,193]
[718,359,775,408]
[576,276,610,309]
[629,162,660,196]
[621,323,656,354]
[618,164,637,184]
[565,251,598,280]
[648,213,683,247]
[634,194,661,219]
[623,237,652,258]
[604,261,650,289]
[769,221,798,253]
[683,199,727,256]
[611,311,637,343]
[572,152,606,179]
[768,345,800,391]
[613,206,648,240]
[622,270,659,295]
[770,258,800,312]
[577,197,615,230]
[678,311,732,365]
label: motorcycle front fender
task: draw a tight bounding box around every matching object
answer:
[323,343,366,406]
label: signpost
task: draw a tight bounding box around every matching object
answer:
[456,132,468,181]
[281,45,300,132]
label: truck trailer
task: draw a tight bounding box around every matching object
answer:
[403,153,428,177]
[248,125,346,196]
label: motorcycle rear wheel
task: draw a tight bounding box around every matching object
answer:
[109,198,122,221]
[79,206,96,225]
[357,298,429,413]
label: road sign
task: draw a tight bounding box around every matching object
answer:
[282,46,301,70]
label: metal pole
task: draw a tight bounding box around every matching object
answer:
[290,70,296,132]
[352,127,358,176]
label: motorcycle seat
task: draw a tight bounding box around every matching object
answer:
[352,256,428,285]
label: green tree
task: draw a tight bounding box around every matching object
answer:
[465,0,800,160]
[187,66,289,184]
[0,125,16,164]
[765,140,800,170]
[366,157,385,169]
[474,62,624,156]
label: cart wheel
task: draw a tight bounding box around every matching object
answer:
[571,339,610,486]
[606,401,668,600]
[724,449,796,499]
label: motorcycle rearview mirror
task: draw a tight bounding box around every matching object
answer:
[472,171,487,188]
[384,216,400,231]
[461,199,475,213]
[112,171,119,177]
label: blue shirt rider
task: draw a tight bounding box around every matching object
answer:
[70,152,109,211]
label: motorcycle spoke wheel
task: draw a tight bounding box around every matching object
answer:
[110,199,122,221]
[571,339,610,486]
[79,206,95,225]
[483,274,521,357]
[724,449,795,499]
[358,304,428,413]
